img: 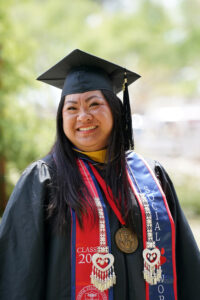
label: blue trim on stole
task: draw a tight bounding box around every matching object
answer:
[126,152,176,300]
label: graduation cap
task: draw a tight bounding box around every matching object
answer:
[37,49,141,149]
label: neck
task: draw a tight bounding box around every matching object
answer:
[74,148,107,163]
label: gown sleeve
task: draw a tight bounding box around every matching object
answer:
[154,161,200,300]
[0,160,52,300]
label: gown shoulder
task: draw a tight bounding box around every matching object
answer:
[0,154,54,299]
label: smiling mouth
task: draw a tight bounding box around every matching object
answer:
[78,126,97,131]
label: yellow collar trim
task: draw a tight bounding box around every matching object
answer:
[74,149,107,163]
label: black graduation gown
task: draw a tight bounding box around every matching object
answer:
[0,153,199,300]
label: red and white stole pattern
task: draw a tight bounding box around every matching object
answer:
[70,153,178,300]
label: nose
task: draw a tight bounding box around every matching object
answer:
[77,109,92,122]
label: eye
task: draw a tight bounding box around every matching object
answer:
[67,106,77,111]
[90,102,99,107]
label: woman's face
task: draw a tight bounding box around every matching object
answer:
[62,90,113,152]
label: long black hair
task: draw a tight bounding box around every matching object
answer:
[48,89,139,234]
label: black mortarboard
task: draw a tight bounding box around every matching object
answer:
[37,49,140,96]
[37,49,141,150]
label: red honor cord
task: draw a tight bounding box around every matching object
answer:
[89,163,126,226]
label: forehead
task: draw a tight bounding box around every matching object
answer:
[64,90,105,103]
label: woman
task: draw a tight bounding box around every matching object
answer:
[0,49,199,300]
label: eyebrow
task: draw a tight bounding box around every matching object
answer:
[64,95,103,105]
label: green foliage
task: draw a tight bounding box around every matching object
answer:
[175,176,200,216]
[2,98,55,169]
[0,0,55,199]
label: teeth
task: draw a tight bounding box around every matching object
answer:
[79,126,96,131]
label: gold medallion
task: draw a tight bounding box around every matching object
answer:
[115,227,138,253]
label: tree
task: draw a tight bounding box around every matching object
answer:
[0,0,50,212]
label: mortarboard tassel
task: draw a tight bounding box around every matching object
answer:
[123,71,134,150]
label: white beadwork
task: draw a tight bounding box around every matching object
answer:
[89,197,116,291]
[140,193,162,285]
[78,160,116,291]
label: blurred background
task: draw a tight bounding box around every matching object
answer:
[0,0,199,246]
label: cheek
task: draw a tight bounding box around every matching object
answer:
[107,121,113,136]
[103,111,113,132]
[95,107,113,125]
[109,112,114,130]
[62,115,74,137]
